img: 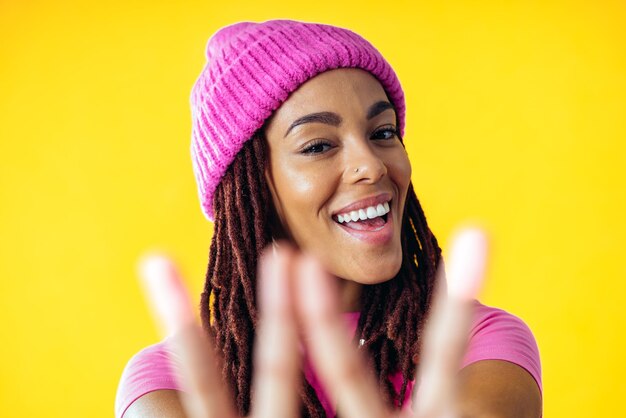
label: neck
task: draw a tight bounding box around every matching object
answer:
[336,279,363,312]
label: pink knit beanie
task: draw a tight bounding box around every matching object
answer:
[190,19,405,221]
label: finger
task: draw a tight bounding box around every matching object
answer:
[251,244,301,418]
[412,228,488,418]
[295,254,391,418]
[139,254,238,418]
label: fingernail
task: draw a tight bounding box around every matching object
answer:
[446,228,488,300]
[271,239,279,258]
[297,254,336,313]
[138,254,194,336]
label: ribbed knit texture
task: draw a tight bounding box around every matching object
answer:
[190,19,406,221]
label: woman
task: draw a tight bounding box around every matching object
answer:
[116,20,542,418]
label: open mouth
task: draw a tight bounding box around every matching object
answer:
[333,201,390,232]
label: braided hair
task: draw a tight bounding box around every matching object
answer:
[199,130,442,417]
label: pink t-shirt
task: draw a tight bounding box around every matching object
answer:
[115,300,542,417]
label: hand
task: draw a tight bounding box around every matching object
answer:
[138,228,487,418]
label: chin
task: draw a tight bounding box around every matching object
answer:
[337,252,403,285]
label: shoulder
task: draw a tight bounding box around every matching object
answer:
[115,339,184,418]
[456,301,543,417]
[463,300,542,394]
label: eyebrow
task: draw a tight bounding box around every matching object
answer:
[283,100,396,138]
[284,112,341,138]
[366,100,395,120]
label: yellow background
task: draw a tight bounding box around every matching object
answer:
[1,1,625,416]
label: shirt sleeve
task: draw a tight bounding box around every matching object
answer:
[461,300,543,395]
[393,300,542,414]
[114,339,183,418]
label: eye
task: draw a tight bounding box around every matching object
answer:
[371,125,399,141]
[301,139,333,155]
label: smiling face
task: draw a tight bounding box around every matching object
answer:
[264,68,412,290]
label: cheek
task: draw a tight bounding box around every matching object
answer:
[278,166,319,199]
[269,155,336,238]
[390,149,412,192]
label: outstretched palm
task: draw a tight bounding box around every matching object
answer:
[139,228,487,418]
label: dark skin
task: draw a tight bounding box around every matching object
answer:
[263,68,412,310]
[127,69,542,418]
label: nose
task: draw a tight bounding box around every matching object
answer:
[342,141,387,184]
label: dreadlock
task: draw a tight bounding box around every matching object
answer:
[200,130,442,417]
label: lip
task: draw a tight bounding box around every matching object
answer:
[334,206,394,245]
[331,192,393,217]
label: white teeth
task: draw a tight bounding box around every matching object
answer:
[335,200,392,224]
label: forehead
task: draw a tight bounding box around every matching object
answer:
[266,68,390,129]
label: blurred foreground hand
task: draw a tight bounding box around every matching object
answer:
[138,228,487,418]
